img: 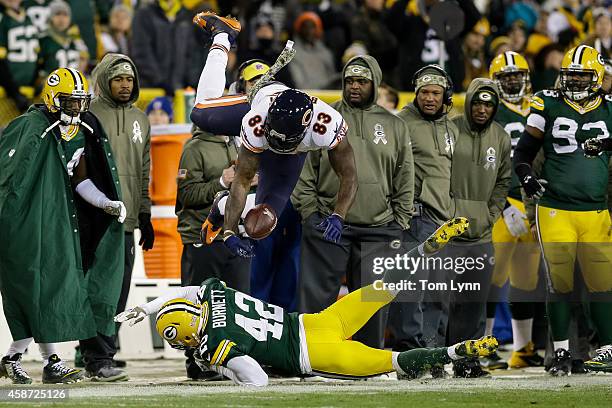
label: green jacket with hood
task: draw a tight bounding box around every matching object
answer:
[90,53,151,232]
[292,55,414,228]
[176,128,239,244]
[397,101,458,227]
[451,78,512,242]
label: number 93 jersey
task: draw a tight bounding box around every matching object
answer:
[527,90,612,211]
[195,277,303,376]
[240,83,347,154]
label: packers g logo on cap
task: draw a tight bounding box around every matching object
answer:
[48,73,60,86]
[479,92,492,101]
[163,326,178,341]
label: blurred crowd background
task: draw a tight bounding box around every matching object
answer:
[0,0,610,126]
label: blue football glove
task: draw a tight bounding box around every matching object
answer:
[223,232,255,258]
[316,213,344,244]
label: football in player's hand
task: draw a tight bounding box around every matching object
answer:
[244,204,277,240]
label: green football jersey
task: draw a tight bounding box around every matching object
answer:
[495,99,530,200]
[0,9,38,86]
[37,33,82,78]
[56,124,85,176]
[23,0,52,32]
[529,90,612,211]
[196,278,303,376]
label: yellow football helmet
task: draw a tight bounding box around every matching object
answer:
[560,45,605,101]
[489,51,531,103]
[155,298,208,350]
[42,68,90,125]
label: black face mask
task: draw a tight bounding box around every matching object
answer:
[257,39,273,49]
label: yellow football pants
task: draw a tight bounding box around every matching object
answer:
[536,205,612,293]
[491,197,541,290]
[303,285,395,378]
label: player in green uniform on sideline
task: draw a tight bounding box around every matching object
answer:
[484,51,544,370]
[513,45,612,376]
[116,217,499,386]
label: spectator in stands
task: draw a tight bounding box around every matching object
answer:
[300,0,356,71]
[490,35,513,57]
[289,11,338,90]
[386,0,481,91]
[508,21,528,54]
[175,125,251,379]
[145,96,173,125]
[349,0,397,84]
[525,10,552,61]
[462,19,490,90]
[36,1,89,82]
[131,0,196,95]
[237,12,294,87]
[448,79,511,377]
[100,4,132,57]
[293,55,413,350]
[377,82,399,113]
[89,53,154,377]
[530,43,565,91]
[583,8,611,59]
[24,0,51,32]
[67,0,100,65]
[0,0,38,112]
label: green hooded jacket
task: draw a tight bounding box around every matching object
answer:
[451,78,512,242]
[176,128,239,244]
[397,102,458,227]
[0,106,124,341]
[90,53,151,232]
[292,55,414,228]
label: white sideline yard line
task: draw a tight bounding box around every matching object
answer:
[0,375,607,399]
[2,360,611,399]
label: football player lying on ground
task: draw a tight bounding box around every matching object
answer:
[189,12,357,258]
[116,218,499,386]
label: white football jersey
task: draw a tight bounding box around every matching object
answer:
[240,83,347,154]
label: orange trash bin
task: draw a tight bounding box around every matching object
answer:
[149,124,192,205]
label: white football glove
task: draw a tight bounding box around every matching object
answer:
[503,205,528,237]
[104,200,127,223]
[114,306,147,326]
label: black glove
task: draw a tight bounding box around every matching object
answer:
[583,138,612,158]
[520,175,547,200]
[138,212,155,250]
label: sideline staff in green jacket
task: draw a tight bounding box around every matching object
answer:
[447,78,511,378]
[293,55,414,350]
[89,53,154,377]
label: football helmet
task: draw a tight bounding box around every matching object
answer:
[559,45,605,101]
[264,89,313,154]
[155,299,209,350]
[42,68,90,125]
[489,51,531,103]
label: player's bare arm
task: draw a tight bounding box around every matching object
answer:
[328,137,358,218]
[224,145,260,233]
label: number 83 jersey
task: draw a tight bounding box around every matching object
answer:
[196,277,304,376]
[527,90,612,211]
[240,83,348,154]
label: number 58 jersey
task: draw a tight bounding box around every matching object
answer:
[240,83,348,154]
[196,278,304,376]
[527,90,612,211]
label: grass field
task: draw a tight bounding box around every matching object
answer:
[1,360,611,407]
